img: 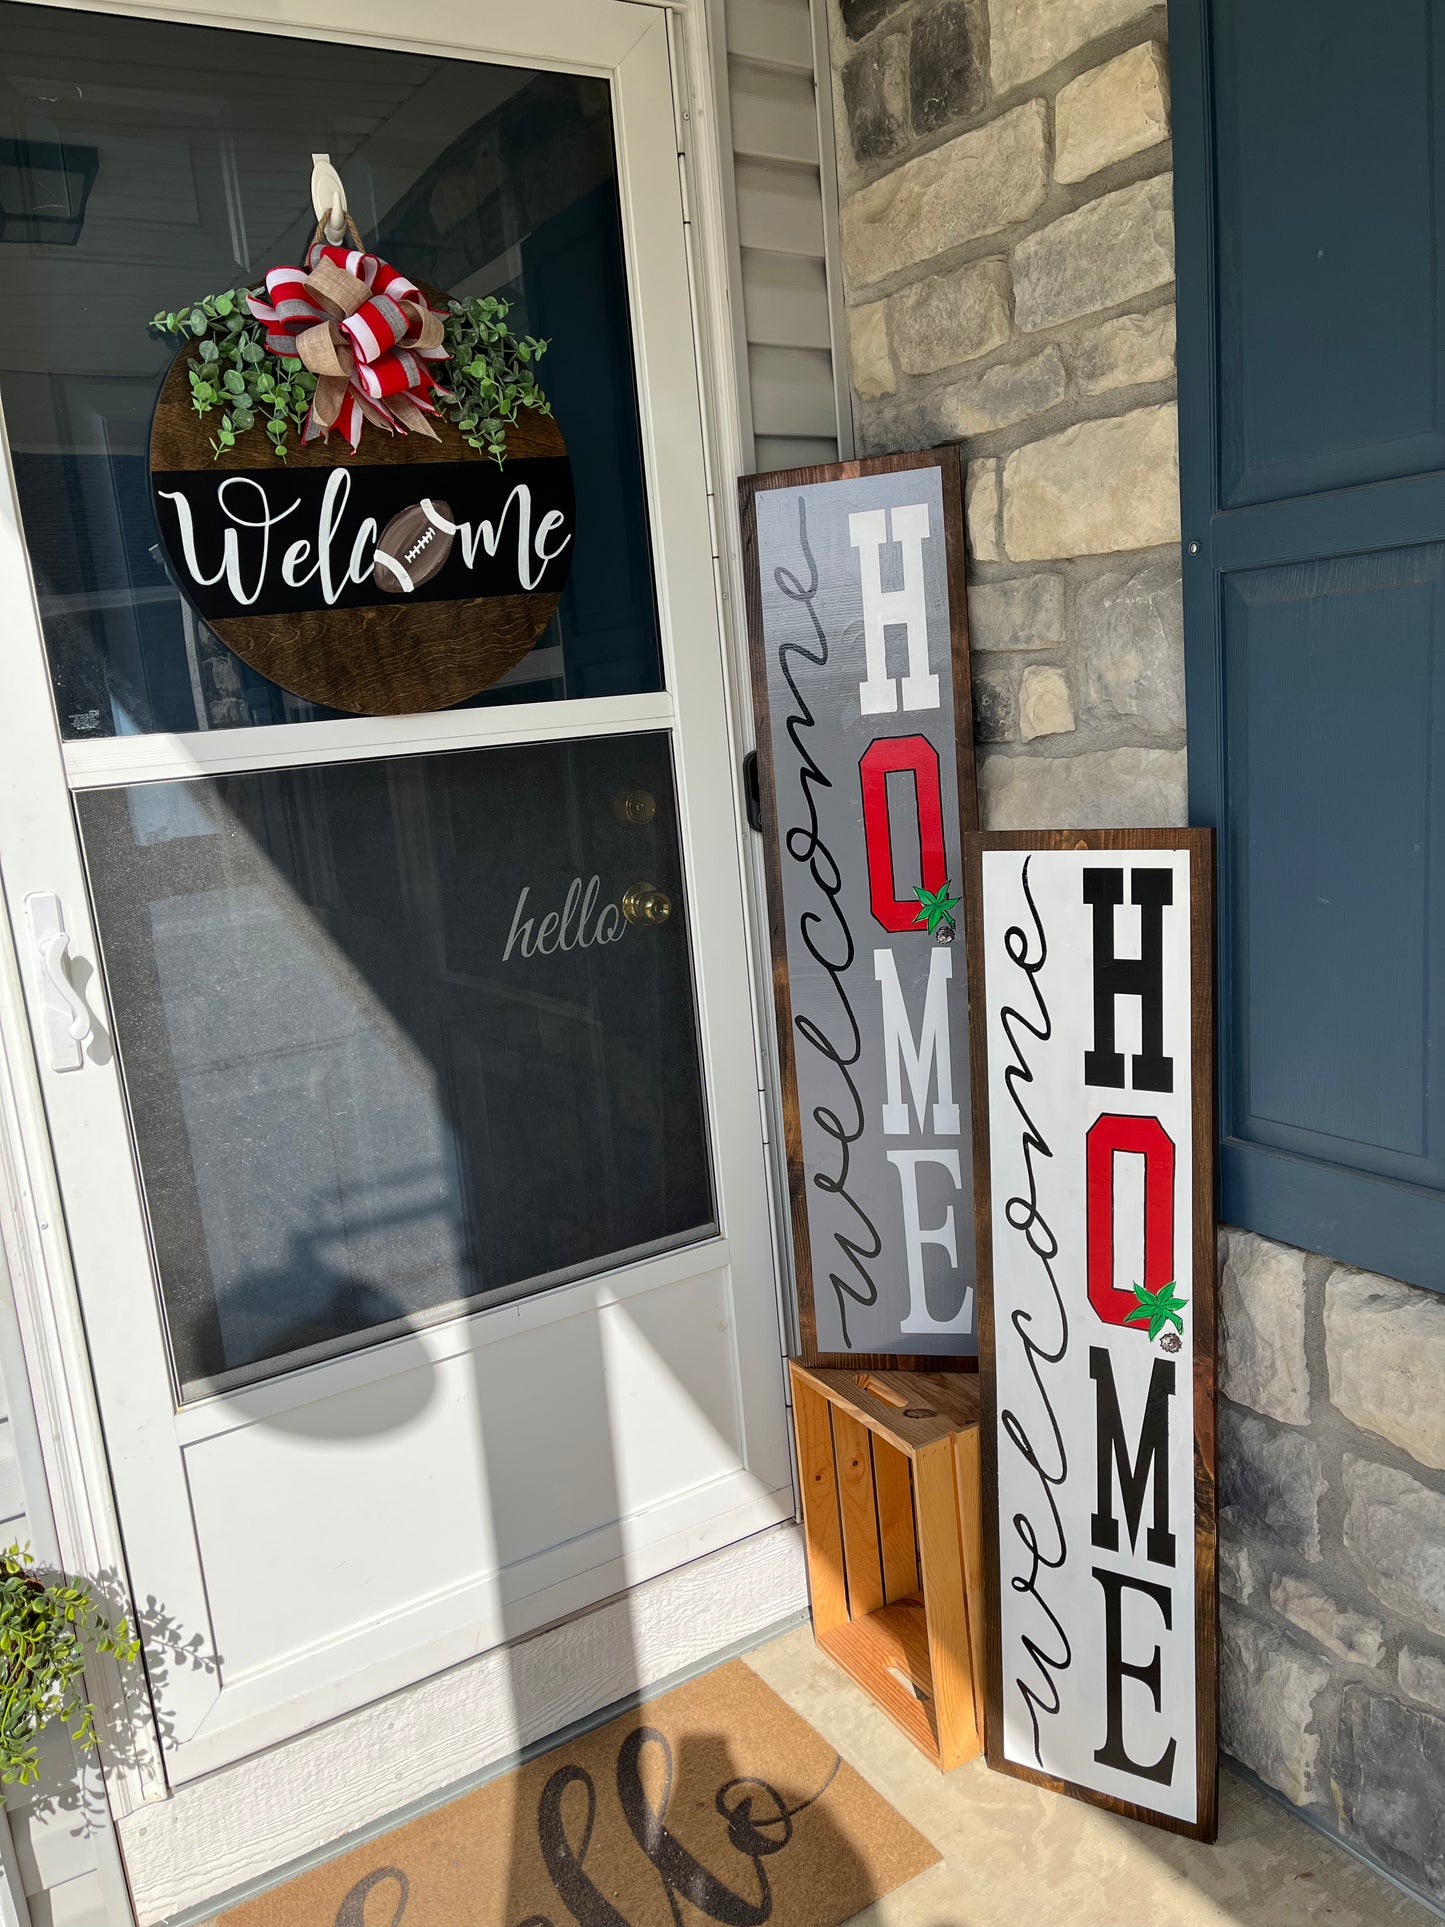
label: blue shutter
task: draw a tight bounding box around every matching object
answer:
[1171,0,1445,1289]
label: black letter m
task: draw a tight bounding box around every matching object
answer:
[1090,1345,1176,1568]
[1082,866,1173,1092]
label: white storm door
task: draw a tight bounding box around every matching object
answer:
[0,0,791,1784]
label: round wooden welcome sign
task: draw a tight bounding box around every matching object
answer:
[148,251,574,716]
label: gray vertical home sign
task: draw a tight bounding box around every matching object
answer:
[741,451,979,1364]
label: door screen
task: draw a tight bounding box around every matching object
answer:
[77,734,712,1398]
[0,0,661,732]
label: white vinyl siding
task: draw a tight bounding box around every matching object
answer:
[722,0,847,472]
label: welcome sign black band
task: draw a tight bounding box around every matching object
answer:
[151,456,575,621]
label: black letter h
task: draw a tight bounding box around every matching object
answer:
[1083,867,1173,1093]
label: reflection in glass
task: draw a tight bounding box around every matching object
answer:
[0,4,661,736]
[77,735,714,1397]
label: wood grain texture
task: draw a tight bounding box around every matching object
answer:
[872,1436,920,1605]
[799,1366,980,1451]
[913,1438,981,1770]
[149,344,566,715]
[740,449,979,1372]
[789,1359,985,1772]
[789,1366,850,1638]
[817,1603,937,1760]
[953,1424,988,1750]
[962,827,1218,1841]
[832,1409,885,1619]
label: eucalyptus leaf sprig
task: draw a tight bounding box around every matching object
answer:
[432,294,551,464]
[150,293,316,461]
[0,1544,139,1792]
[151,286,550,465]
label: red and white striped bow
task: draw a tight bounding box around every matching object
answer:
[248,243,450,449]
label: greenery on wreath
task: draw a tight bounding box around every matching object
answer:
[150,289,550,464]
[0,1544,138,1792]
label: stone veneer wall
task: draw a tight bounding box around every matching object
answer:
[827,0,1445,1905]
[832,0,1184,829]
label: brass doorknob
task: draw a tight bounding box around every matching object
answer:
[622,883,671,927]
[613,788,657,825]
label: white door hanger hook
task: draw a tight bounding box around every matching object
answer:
[310,152,349,246]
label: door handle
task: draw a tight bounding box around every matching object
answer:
[621,883,671,927]
[25,894,93,1072]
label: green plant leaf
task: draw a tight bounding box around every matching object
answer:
[1126,1278,1188,1340]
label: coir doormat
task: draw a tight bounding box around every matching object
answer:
[218,1658,938,1927]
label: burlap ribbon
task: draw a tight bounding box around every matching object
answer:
[247,223,450,448]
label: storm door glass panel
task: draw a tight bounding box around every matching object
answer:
[75,733,714,1398]
[0,2,660,737]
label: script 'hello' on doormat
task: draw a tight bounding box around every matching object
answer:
[218,1659,939,1927]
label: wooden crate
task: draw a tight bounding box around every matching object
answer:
[788,1360,986,1772]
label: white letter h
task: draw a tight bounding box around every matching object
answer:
[849,502,938,715]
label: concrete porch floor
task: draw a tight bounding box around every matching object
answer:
[745,1625,1437,1927]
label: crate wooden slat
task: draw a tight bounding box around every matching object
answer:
[789,1360,985,1772]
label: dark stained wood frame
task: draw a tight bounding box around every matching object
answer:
[738,448,979,1372]
[960,827,1218,1842]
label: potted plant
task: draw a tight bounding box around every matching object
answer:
[0,1544,139,1791]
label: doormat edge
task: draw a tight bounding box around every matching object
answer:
[158,1607,810,1927]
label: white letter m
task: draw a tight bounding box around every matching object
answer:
[874,946,960,1136]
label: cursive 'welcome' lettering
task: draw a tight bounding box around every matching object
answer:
[774,496,882,1349]
[995,855,1072,1766]
[330,1727,842,1927]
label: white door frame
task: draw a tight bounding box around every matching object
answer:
[0,0,792,1816]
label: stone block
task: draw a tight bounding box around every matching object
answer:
[931,346,1067,437]
[841,100,1049,288]
[1002,404,1179,560]
[1334,1686,1445,1897]
[889,258,1011,375]
[1269,1575,1384,1668]
[1399,1647,1445,1719]
[1055,41,1170,184]
[837,0,905,45]
[843,34,910,167]
[1013,175,1175,333]
[1219,1533,1257,1605]
[849,303,895,399]
[1327,1266,1445,1473]
[1073,304,1176,397]
[1220,1404,1323,1559]
[1218,1228,1310,1427]
[964,460,1000,562]
[1076,551,1185,732]
[1018,664,1073,740]
[972,662,1015,744]
[1220,1605,1329,1806]
[988,0,1155,92]
[967,572,1064,652]
[1344,1455,1445,1636]
[980,746,1186,830]
[910,0,986,135]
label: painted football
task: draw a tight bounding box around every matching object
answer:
[373,498,455,595]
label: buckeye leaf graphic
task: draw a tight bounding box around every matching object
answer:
[1125,1279,1188,1342]
[913,881,960,937]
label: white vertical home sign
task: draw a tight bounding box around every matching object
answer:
[964,829,1217,1840]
